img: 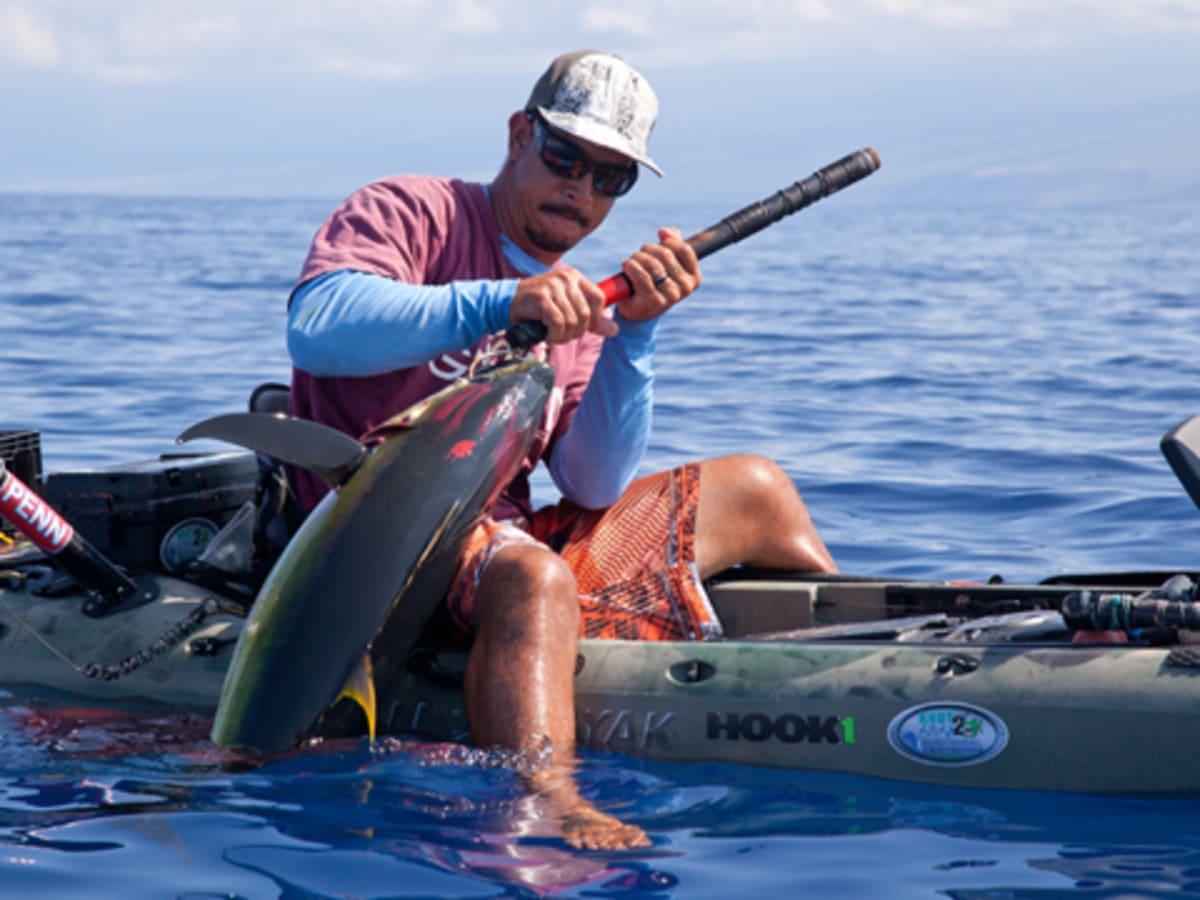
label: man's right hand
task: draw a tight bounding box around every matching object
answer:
[510,268,619,344]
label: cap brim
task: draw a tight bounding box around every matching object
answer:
[538,108,664,177]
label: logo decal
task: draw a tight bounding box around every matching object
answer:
[578,707,676,750]
[888,702,1008,767]
[706,712,856,745]
[0,469,74,554]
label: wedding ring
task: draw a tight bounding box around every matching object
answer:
[653,272,669,286]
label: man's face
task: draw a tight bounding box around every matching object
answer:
[509,115,632,257]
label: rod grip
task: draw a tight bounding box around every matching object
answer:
[504,147,881,350]
[687,147,880,259]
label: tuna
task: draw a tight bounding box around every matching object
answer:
[177,359,554,754]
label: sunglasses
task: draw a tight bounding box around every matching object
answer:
[529,114,639,198]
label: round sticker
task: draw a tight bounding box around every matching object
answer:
[159,517,219,572]
[887,702,1009,767]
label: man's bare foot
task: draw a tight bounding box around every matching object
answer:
[560,802,651,851]
[528,767,650,851]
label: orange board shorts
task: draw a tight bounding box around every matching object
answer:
[446,463,723,641]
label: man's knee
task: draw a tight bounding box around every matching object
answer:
[476,544,580,635]
[705,454,798,508]
[737,454,793,494]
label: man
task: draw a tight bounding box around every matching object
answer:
[286,50,836,850]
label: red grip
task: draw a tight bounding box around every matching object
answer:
[598,273,633,306]
[0,465,74,554]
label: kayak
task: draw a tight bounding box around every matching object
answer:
[2,546,1199,793]
[3,360,1200,795]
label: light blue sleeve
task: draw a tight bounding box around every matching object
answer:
[287,269,518,376]
[290,265,658,511]
[548,313,659,509]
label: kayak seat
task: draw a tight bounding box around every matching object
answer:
[249,382,291,415]
[248,378,303,549]
[189,380,305,593]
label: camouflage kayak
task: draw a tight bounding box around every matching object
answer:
[1,554,1198,793]
[3,359,1200,794]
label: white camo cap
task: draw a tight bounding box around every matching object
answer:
[525,50,663,177]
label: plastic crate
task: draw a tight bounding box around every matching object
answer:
[42,450,260,574]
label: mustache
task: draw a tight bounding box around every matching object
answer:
[538,203,590,228]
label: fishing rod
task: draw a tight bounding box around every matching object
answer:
[506,146,882,349]
[1061,578,1200,633]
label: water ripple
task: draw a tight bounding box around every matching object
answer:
[2,195,1200,895]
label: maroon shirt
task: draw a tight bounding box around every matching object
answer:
[289,175,604,520]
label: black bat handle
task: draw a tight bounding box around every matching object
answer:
[504,147,882,351]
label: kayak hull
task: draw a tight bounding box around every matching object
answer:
[4,564,1197,794]
[385,634,1200,794]
[0,571,240,710]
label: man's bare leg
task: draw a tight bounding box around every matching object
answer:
[463,542,650,850]
[460,455,829,847]
[694,454,837,577]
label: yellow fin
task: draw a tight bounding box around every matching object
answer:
[336,652,377,742]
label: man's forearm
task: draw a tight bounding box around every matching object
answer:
[287,269,517,376]
[549,315,659,509]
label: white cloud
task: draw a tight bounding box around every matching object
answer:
[1130,0,1200,29]
[447,0,502,34]
[316,55,416,80]
[869,0,1200,37]
[869,0,1010,30]
[580,5,653,37]
[2,0,1196,83]
[114,12,241,59]
[0,2,60,67]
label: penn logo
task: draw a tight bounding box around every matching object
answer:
[0,469,74,554]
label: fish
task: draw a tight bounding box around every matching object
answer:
[177,359,555,754]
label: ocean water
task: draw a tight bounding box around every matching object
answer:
[2,189,1200,897]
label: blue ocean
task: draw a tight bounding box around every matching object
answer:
[2,189,1199,897]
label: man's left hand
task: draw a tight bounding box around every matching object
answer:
[616,227,702,322]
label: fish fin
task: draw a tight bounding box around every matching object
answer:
[336,651,378,743]
[177,413,366,489]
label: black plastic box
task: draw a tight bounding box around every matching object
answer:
[1,430,43,488]
[42,450,260,574]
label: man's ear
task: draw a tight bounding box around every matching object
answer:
[507,111,533,162]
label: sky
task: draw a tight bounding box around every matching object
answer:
[1,0,1198,208]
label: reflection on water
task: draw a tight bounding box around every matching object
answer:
[3,697,1199,897]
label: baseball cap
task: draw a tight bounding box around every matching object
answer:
[525,50,663,177]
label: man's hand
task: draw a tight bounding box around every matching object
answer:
[616,226,702,322]
[510,267,618,344]
[508,227,701,344]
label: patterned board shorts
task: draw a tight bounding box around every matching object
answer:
[446,463,723,641]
